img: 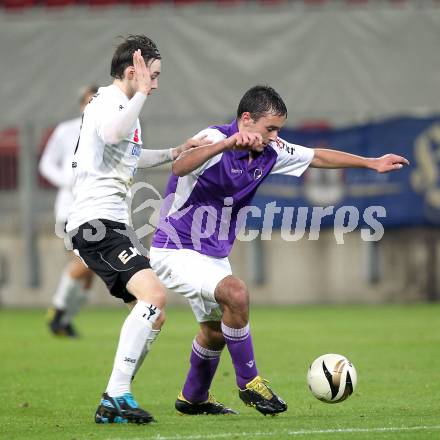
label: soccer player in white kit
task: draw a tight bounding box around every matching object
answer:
[150,85,410,416]
[65,35,208,424]
[40,85,99,337]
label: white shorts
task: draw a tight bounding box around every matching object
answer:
[149,247,232,322]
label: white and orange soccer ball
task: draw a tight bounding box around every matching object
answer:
[307,353,357,403]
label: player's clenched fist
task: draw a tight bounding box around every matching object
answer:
[225,132,264,151]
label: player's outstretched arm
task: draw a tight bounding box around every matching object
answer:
[137,136,212,169]
[172,132,262,177]
[311,148,409,173]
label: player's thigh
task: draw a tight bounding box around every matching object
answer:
[150,248,231,322]
[69,254,93,279]
[126,268,166,309]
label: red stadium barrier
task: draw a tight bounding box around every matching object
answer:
[43,0,80,7]
[3,0,37,9]
[1,0,436,9]
[0,128,19,190]
[84,0,119,6]
[127,0,162,6]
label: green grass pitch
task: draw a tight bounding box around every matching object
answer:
[1,304,439,440]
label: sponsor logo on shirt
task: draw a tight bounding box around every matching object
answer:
[254,168,263,180]
[131,144,141,157]
[231,168,243,174]
[285,145,296,155]
[118,246,141,264]
[275,138,286,149]
[133,129,139,143]
[275,138,296,155]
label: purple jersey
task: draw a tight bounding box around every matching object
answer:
[151,120,314,257]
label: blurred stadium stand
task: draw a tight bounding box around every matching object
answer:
[1,0,440,307]
[1,0,439,10]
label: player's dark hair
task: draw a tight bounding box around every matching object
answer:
[111,35,161,79]
[237,85,287,121]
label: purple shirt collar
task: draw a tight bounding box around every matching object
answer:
[211,119,239,137]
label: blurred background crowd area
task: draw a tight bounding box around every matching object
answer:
[2,0,439,11]
[1,0,440,307]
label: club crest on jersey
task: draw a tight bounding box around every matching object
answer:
[254,168,263,180]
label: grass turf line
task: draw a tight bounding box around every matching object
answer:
[0,304,439,440]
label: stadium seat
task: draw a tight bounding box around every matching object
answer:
[43,0,80,7]
[172,0,203,5]
[2,0,38,9]
[128,0,163,6]
[298,119,332,130]
[0,128,19,190]
[84,0,119,6]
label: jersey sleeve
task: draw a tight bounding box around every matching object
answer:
[138,148,173,168]
[270,137,314,177]
[191,128,226,176]
[95,92,146,145]
[91,95,115,142]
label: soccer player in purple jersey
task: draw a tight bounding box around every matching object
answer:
[150,85,409,416]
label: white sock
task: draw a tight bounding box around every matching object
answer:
[60,288,89,326]
[106,301,161,397]
[132,329,161,381]
[52,271,81,311]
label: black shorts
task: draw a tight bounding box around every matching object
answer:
[70,219,151,303]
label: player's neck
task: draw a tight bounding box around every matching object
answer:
[112,80,134,99]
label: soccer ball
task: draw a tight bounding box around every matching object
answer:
[307,353,357,403]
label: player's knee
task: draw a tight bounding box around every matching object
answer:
[215,276,249,310]
[154,308,166,329]
[135,286,166,309]
[149,286,167,310]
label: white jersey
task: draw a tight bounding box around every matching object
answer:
[39,117,81,221]
[66,85,142,232]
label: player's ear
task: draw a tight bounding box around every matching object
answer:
[125,66,135,80]
[241,112,253,127]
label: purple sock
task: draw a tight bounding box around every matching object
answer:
[221,322,258,389]
[182,338,221,403]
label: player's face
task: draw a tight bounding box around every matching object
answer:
[242,112,287,152]
[147,58,161,95]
